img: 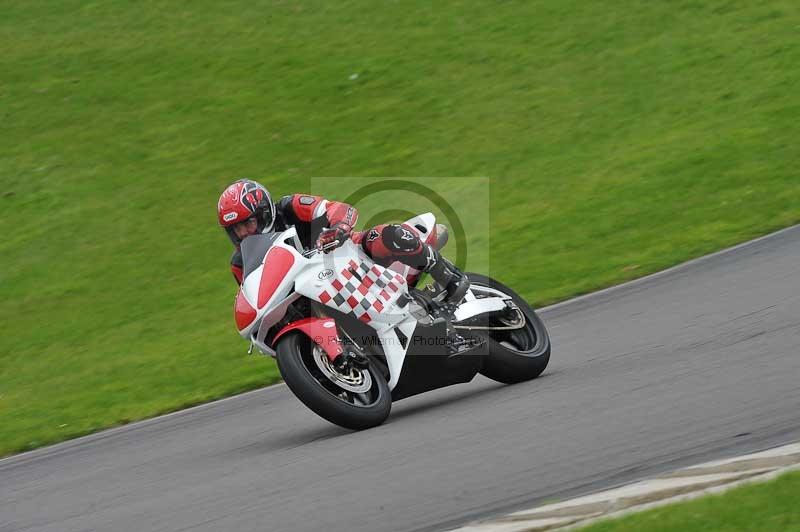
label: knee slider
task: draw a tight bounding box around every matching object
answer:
[385,224,421,252]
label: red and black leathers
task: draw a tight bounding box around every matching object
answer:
[358,223,470,303]
[359,223,435,270]
[230,194,435,283]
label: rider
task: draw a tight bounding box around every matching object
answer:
[217,179,469,305]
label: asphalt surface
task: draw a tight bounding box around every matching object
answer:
[3,225,800,532]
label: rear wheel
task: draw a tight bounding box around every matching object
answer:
[465,273,551,384]
[276,333,391,430]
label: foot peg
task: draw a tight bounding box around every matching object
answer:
[447,333,486,355]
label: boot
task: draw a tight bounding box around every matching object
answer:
[423,246,470,305]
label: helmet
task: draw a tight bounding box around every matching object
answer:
[217,179,275,245]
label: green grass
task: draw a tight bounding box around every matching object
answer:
[1,0,799,456]
[580,470,800,532]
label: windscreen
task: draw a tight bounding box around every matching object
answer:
[240,233,281,279]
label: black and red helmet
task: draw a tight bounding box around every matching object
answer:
[217,179,275,245]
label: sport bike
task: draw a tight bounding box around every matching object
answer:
[234,213,550,429]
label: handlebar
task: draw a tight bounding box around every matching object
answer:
[302,240,342,258]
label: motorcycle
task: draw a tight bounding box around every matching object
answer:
[234,213,550,429]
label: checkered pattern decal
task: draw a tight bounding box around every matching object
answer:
[317,259,406,324]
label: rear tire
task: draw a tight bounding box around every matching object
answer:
[466,273,551,384]
[276,333,392,430]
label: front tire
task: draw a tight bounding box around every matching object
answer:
[466,273,551,384]
[276,333,391,430]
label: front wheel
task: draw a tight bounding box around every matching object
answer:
[276,333,391,430]
[466,273,551,384]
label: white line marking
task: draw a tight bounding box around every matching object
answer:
[450,441,800,531]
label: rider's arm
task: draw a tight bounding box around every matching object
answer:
[231,264,244,284]
[280,194,359,228]
[231,249,244,284]
[322,199,358,228]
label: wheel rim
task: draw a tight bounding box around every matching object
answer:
[301,344,382,407]
[469,282,544,355]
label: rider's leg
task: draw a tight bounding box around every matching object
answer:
[361,224,469,304]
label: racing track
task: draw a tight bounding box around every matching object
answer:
[2,225,800,532]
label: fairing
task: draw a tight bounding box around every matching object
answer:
[232,215,509,395]
[273,317,344,362]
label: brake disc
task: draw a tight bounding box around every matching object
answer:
[312,346,373,394]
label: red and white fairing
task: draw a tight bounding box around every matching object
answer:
[236,216,441,336]
[235,213,498,390]
[235,244,304,335]
[295,213,441,329]
[235,235,413,333]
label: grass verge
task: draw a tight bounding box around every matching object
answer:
[580,470,800,532]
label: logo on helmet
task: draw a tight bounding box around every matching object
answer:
[223,212,238,222]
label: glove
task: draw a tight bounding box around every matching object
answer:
[316,222,353,251]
